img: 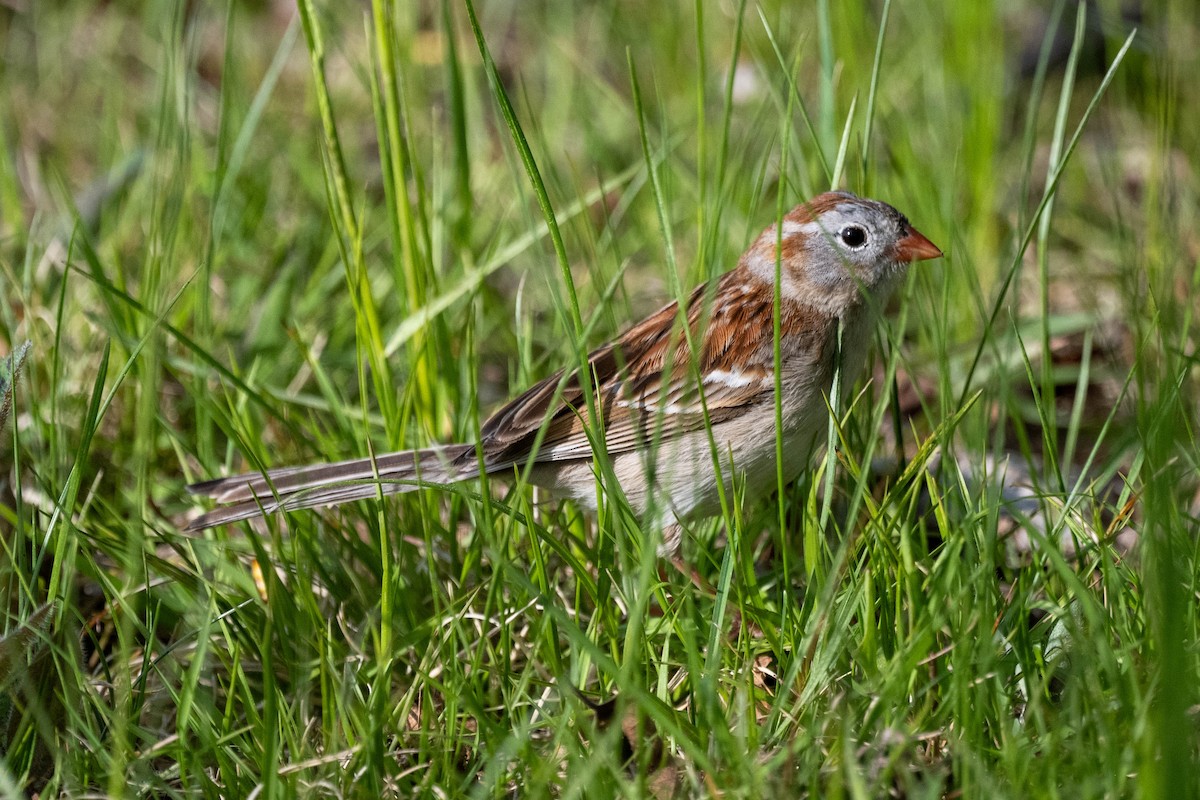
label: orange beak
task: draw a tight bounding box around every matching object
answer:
[894,226,943,263]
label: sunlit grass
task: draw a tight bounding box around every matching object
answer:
[1,0,1197,796]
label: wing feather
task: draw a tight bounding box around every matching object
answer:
[472,267,834,468]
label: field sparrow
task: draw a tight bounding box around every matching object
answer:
[187,191,942,554]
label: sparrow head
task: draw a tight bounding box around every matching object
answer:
[745,191,942,314]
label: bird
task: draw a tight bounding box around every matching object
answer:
[186,191,942,554]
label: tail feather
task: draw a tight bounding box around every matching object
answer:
[186,444,476,530]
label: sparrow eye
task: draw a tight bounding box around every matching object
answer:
[839,225,868,248]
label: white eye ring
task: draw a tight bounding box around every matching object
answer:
[839,225,868,249]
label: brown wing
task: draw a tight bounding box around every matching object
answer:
[473,267,833,468]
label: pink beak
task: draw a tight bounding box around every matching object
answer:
[894,226,943,263]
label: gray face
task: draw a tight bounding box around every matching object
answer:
[784,196,913,293]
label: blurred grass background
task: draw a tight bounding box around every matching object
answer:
[1,0,1198,796]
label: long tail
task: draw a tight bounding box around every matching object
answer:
[185,444,476,530]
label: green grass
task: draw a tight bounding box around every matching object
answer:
[2,0,1198,796]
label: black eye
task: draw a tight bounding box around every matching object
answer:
[839,225,867,248]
